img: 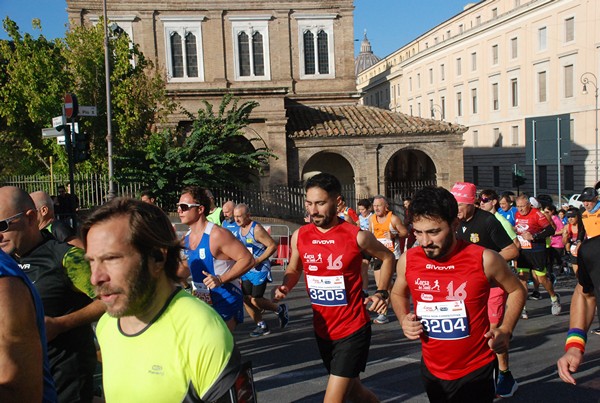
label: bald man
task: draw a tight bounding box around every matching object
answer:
[0,186,104,402]
[30,191,84,249]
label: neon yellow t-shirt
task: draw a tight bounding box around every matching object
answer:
[96,289,240,402]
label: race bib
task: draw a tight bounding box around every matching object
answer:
[377,237,394,252]
[570,244,578,256]
[192,281,213,305]
[416,300,470,340]
[306,275,347,306]
[517,235,532,249]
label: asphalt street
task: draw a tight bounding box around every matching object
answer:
[233,270,600,402]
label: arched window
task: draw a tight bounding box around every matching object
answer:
[185,32,198,77]
[170,32,183,78]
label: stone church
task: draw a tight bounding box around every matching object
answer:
[67,0,466,197]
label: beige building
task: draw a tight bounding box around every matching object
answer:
[357,0,600,197]
[67,0,465,198]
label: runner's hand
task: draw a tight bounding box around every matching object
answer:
[202,271,222,289]
[401,313,423,340]
[365,294,387,314]
[272,285,289,302]
[484,327,510,354]
[557,348,584,385]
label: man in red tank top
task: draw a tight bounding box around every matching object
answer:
[391,186,526,402]
[273,173,394,403]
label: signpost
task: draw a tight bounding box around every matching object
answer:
[64,93,78,119]
[78,106,97,117]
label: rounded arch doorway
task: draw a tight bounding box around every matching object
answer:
[384,148,437,204]
[302,152,355,186]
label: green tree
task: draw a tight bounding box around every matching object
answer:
[0,17,70,175]
[117,94,276,206]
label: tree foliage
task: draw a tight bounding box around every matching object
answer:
[116,94,276,206]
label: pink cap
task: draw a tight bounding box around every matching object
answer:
[450,182,477,204]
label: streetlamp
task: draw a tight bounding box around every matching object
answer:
[430,103,444,120]
[581,72,598,183]
[103,0,116,200]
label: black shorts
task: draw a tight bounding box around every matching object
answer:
[241,280,267,298]
[517,249,547,272]
[315,324,371,378]
[421,358,497,403]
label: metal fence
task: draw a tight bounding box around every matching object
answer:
[1,173,436,219]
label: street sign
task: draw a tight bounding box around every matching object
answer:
[52,115,64,128]
[42,127,63,138]
[78,106,97,117]
[64,93,78,118]
[57,136,66,145]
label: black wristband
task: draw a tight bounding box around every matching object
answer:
[375,290,389,299]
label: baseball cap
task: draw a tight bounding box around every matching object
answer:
[565,209,578,218]
[579,187,598,201]
[450,182,477,204]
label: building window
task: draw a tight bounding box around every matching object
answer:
[511,37,518,59]
[538,27,547,51]
[476,16,481,26]
[417,102,421,117]
[440,64,445,81]
[295,14,335,79]
[565,17,575,42]
[511,78,518,107]
[473,166,479,185]
[492,45,498,65]
[471,52,477,71]
[459,24,464,33]
[472,130,479,147]
[564,64,574,98]
[457,92,463,116]
[430,99,434,118]
[409,77,412,91]
[492,83,499,110]
[441,96,446,119]
[564,165,574,190]
[538,71,547,102]
[456,58,462,75]
[429,68,433,84]
[511,125,519,146]
[410,105,413,116]
[492,8,498,18]
[539,165,548,189]
[230,16,271,81]
[472,88,478,114]
[162,16,205,82]
[493,128,502,147]
[417,73,421,88]
[493,166,500,187]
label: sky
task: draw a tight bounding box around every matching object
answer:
[1,0,474,57]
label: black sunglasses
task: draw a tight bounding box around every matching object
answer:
[0,211,26,232]
[479,197,492,203]
[176,202,200,212]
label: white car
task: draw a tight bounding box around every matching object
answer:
[568,194,583,209]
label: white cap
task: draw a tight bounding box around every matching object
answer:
[529,197,540,208]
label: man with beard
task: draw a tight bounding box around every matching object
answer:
[83,198,241,401]
[273,173,394,403]
[391,186,526,403]
[0,186,102,402]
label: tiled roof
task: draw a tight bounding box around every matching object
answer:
[286,104,467,138]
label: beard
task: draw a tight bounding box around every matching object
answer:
[97,255,157,318]
[421,234,455,260]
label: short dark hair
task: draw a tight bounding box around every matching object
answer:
[81,198,182,282]
[140,188,156,200]
[305,173,341,198]
[480,189,499,202]
[357,198,371,209]
[409,186,458,226]
[181,186,211,214]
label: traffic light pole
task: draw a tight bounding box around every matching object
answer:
[62,106,76,211]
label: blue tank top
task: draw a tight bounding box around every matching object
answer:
[0,250,57,402]
[222,219,240,237]
[237,221,270,273]
[183,222,241,312]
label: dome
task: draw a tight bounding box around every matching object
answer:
[355,30,381,76]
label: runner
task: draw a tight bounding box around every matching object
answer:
[369,195,408,324]
[221,200,239,236]
[83,198,241,401]
[391,186,526,402]
[177,186,254,331]
[273,173,394,403]
[234,203,289,337]
[30,190,84,248]
[357,198,373,294]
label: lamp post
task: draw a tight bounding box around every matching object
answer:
[581,72,599,183]
[431,103,444,121]
[103,0,115,200]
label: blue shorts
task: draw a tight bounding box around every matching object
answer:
[212,283,244,324]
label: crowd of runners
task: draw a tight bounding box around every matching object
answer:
[0,176,599,402]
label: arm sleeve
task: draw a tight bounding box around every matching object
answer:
[577,242,595,294]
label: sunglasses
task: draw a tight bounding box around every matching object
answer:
[0,211,26,232]
[176,202,200,212]
[479,197,492,203]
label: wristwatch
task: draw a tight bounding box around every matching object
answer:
[375,290,389,299]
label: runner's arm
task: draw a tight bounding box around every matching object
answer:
[273,230,302,301]
[253,224,277,266]
[391,215,409,238]
[483,249,526,353]
[44,299,106,342]
[557,284,596,384]
[207,227,254,285]
[0,277,43,402]
[357,230,394,291]
[390,253,423,340]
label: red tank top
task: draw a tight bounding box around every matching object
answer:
[515,207,550,250]
[405,240,494,380]
[297,221,368,340]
